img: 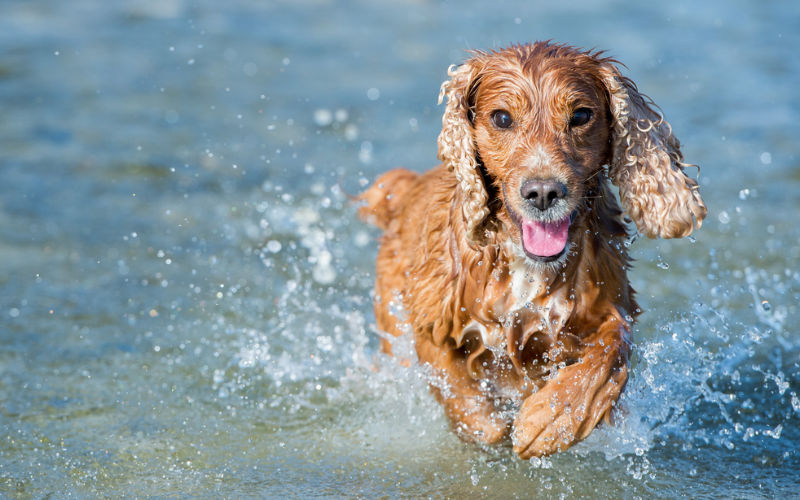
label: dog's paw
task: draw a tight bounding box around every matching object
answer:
[454,413,509,445]
[511,360,626,458]
[447,396,509,445]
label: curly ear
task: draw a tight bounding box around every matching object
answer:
[600,63,707,239]
[437,63,490,244]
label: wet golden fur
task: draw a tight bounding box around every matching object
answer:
[359,42,705,458]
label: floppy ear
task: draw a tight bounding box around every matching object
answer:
[600,63,706,239]
[437,63,491,244]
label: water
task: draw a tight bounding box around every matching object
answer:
[1,0,798,497]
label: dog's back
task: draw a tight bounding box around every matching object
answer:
[357,168,419,231]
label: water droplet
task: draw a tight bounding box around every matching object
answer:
[344,124,359,141]
[266,240,282,253]
[313,108,333,127]
[359,141,373,164]
[354,231,370,248]
[334,109,349,122]
[316,335,333,352]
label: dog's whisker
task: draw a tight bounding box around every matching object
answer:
[582,168,605,182]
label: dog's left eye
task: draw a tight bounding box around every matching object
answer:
[569,108,593,127]
[491,110,513,129]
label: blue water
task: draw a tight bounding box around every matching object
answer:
[1,0,799,497]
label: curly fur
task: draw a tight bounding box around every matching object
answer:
[358,42,705,458]
[600,64,707,238]
[437,63,492,244]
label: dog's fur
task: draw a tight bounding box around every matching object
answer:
[359,42,705,458]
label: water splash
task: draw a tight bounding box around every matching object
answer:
[220,179,800,483]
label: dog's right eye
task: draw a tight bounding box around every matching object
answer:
[569,108,593,128]
[491,110,513,129]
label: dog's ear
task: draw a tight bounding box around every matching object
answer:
[437,62,491,244]
[599,62,706,239]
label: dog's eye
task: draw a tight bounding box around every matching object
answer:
[491,110,513,129]
[569,108,593,127]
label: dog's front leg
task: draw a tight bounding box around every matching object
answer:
[415,335,510,444]
[511,317,630,458]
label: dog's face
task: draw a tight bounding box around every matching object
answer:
[438,43,706,266]
[469,49,612,264]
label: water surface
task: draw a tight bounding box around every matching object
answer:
[1,0,799,497]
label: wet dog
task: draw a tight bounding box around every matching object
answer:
[359,42,705,457]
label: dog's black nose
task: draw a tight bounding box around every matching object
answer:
[520,179,567,211]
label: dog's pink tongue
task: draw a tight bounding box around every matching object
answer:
[521,218,570,257]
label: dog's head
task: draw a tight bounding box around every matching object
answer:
[438,42,706,265]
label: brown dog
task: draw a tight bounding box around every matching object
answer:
[359,42,705,458]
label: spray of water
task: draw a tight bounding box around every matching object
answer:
[212,183,798,491]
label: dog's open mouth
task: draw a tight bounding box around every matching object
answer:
[501,183,576,262]
[521,217,570,259]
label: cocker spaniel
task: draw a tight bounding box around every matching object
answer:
[359,42,705,458]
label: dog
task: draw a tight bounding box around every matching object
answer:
[358,42,705,458]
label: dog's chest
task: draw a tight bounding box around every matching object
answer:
[474,257,574,351]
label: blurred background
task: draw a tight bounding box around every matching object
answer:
[0,0,798,497]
